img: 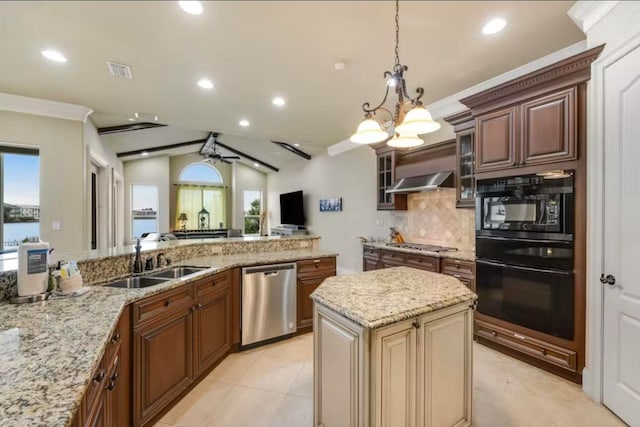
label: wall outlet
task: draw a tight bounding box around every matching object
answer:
[52,221,61,231]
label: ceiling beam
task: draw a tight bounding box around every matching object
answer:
[208,140,279,172]
[270,140,312,160]
[97,122,167,135]
[116,138,206,157]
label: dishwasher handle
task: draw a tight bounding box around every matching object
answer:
[243,263,296,275]
[264,271,280,277]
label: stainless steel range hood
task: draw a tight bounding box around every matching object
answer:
[386,171,454,194]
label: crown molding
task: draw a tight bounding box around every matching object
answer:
[0,92,93,122]
[459,44,604,111]
[568,1,620,33]
[327,41,588,156]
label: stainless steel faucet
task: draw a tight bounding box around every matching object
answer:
[133,238,143,274]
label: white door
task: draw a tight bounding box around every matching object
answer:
[602,42,640,426]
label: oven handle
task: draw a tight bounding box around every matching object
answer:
[476,259,573,275]
[476,235,572,245]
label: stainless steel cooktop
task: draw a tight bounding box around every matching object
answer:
[386,243,458,253]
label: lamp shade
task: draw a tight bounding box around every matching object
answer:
[178,213,188,221]
[387,133,424,148]
[350,118,389,144]
[395,106,441,135]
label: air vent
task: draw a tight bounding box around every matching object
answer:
[106,61,133,79]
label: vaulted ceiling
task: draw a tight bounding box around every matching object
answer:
[0,1,584,167]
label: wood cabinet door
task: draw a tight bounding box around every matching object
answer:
[298,275,325,329]
[134,308,193,426]
[363,257,380,272]
[416,309,472,427]
[84,389,108,427]
[475,106,518,173]
[373,320,417,427]
[520,87,577,166]
[194,287,232,377]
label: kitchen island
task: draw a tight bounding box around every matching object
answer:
[311,266,477,427]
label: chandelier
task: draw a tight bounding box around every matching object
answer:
[350,0,440,148]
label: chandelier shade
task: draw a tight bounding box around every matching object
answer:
[395,106,441,135]
[387,133,424,148]
[350,118,389,144]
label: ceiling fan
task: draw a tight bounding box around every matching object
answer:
[199,132,241,164]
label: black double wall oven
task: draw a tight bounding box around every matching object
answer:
[475,172,575,340]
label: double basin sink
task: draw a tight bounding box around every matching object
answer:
[105,266,209,289]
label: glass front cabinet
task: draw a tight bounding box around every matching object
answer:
[444,110,476,208]
[375,146,407,211]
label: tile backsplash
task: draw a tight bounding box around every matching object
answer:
[391,189,475,252]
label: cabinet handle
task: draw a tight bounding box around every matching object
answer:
[93,370,106,383]
[491,331,497,337]
[211,281,217,286]
[106,371,119,391]
[164,300,171,307]
[111,332,121,344]
[195,303,202,310]
[412,320,420,329]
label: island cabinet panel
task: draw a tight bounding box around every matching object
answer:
[380,249,407,268]
[297,257,337,331]
[372,321,417,427]
[314,304,367,427]
[405,254,438,272]
[475,106,518,173]
[134,306,194,426]
[416,307,473,427]
[520,87,577,166]
[194,283,232,377]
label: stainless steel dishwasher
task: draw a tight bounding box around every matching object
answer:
[242,262,297,346]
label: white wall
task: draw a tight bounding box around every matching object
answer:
[124,156,170,242]
[267,146,394,273]
[0,110,85,253]
[232,162,267,233]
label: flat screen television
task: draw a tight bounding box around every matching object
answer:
[280,190,305,225]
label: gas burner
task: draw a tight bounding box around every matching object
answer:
[387,243,458,253]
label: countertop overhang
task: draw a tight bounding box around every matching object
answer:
[311,266,477,329]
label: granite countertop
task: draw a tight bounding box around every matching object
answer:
[0,249,336,427]
[311,266,477,329]
[363,242,476,262]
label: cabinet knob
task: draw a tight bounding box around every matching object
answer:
[164,300,171,307]
[111,332,121,344]
[491,331,497,337]
[211,281,217,286]
[196,303,203,310]
[412,320,420,329]
[93,370,106,383]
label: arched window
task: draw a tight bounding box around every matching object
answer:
[175,162,226,231]
[178,163,223,184]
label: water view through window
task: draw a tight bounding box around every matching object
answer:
[2,152,40,252]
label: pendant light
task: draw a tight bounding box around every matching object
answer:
[350,0,440,147]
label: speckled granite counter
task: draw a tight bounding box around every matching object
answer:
[363,242,475,262]
[311,266,476,329]
[0,249,336,427]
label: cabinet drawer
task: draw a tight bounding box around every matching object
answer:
[298,257,336,277]
[363,246,380,260]
[133,284,194,327]
[405,254,438,271]
[84,358,107,417]
[440,258,475,278]
[475,320,577,371]
[380,250,407,264]
[195,270,231,301]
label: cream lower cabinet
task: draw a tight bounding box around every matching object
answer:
[314,302,473,427]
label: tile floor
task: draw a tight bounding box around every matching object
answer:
[156,333,625,427]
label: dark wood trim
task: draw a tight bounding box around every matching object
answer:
[207,140,279,173]
[474,159,579,181]
[271,140,312,160]
[443,109,474,132]
[116,138,207,158]
[460,45,604,114]
[97,122,167,135]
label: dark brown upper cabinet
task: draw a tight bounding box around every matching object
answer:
[475,106,518,173]
[374,145,407,211]
[520,87,576,166]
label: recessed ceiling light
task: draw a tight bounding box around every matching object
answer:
[134,112,139,118]
[482,18,507,35]
[128,118,135,122]
[197,78,214,89]
[239,119,250,127]
[334,62,345,71]
[293,143,301,147]
[253,163,260,167]
[141,151,149,156]
[41,49,67,63]
[272,96,286,107]
[178,1,203,15]
[154,116,158,121]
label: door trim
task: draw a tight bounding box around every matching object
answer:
[584,31,640,402]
